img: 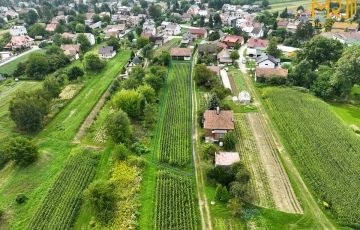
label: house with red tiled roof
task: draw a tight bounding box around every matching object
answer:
[61,32,76,42]
[277,20,289,28]
[46,24,57,32]
[190,28,207,39]
[61,44,80,61]
[222,35,244,48]
[3,35,34,50]
[217,42,227,49]
[255,68,288,82]
[203,108,234,143]
[247,38,268,50]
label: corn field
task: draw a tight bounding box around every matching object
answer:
[157,63,191,167]
[154,170,198,230]
[27,148,100,230]
[263,87,360,228]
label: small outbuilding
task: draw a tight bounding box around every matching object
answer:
[215,152,240,170]
[239,91,251,104]
[170,48,192,60]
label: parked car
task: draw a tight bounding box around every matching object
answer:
[242,59,246,64]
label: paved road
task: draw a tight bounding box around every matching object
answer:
[0,46,41,67]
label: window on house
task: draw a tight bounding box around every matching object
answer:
[218,134,224,138]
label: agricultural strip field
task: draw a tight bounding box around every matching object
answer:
[37,50,132,141]
[0,49,46,75]
[263,87,360,228]
[27,148,99,230]
[154,170,198,230]
[0,81,43,141]
[267,0,327,12]
[155,63,192,169]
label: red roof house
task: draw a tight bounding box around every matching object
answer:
[247,38,269,50]
[222,35,244,48]
[190,28,207,39]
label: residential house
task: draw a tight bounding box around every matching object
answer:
[198,10,208,17]
[222,35,244,48]
[198,43,221,56]
[246,48,261,58]
[5,10,18,19]
[249,27,264,38]
[333,32,360,46]
[286,22,298,33]
[217,48,232,64]
[75,33,96,45]
[107,24,126,33]
[127,15,139,26]
[215,152,240,169]
[98,46,116,59]
[3,35,34,50]
[181,32,197,45]
[187,5,200,15]
[170,48,192,60]
[140,32,152,39]
[149,36,164,47]
[239,91,250,104]
[99,12,111,18]
[46,24,57,32]
[277,20,289,28]
[331,22,359,32]
[190,28,207,39]
[203,108,235,143]
[277,45,301,56]
[256,54,280,68]
[128,55,142,67]
[247,38,268,50]
[206,66,220,76]
[90,21,102,29]
[255,68,288,82]
[10,26,27,36]
[165,23,181,35]
[61,32,76,42]
[217,42,228,49]
[118,15,129,24]
[142,21,156,35]
[105,28,119,40]
[181,13,191,22]
[61,44,80,61]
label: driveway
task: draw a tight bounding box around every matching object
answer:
[0,46,41,67]
[238,43,247,74]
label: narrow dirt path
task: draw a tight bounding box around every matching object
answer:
[73,88,107,143]
[193,81,213,230]
[242,72,337,229]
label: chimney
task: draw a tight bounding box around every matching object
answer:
[216,107,220,115]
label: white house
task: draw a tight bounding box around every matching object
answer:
[256,54,280,68]
[75,33,95,45]
[249,27,263,38]
[98,46,116,59]
[239,91,251,104]
[246,48,261,58]
[165,23,181,35]
[10,26,27,36]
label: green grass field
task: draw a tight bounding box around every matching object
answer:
[264,0,327,13]
[0,49,47,75]
[0,80,43,141]
[0,50,132,229]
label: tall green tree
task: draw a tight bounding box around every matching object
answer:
[209,15,214,28]
[230,50,240,63]
[105,109,133,143]
[280,7,288,18]
[67,66,85,81]
[158,50,171,66]
[76,33,92,53]
[4,137,39,166]
[9,91,49,132]
[76,23,85,33]
[148,5,162,20]
[194,64,218,88]
[84,52,105,71]
[223,131,236,150]
[207,93,220,110]
[27,9,38,25]
[213,13,221,25]
[331,45,360,101]
[54,23,65,34]
[293,35,343,71]
[43,75,61,99]
[266,38,281,58]
[107,36,120,50]
[295,21,314,41]
[136,37,149,49]
[141,43,154,60]
[112,90,143,118]
[26,53,49,79]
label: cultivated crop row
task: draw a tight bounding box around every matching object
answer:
[157,63,191,167]
[263,87,360,228]
[153,170,198,230]
[27,148,100,230]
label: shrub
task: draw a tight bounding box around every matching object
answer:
[16,193,28,204]
[112,143,129,161]
[223,131,236,151]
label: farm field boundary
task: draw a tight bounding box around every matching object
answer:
[152,62,194,176]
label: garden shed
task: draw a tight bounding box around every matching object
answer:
[239,91,251,104]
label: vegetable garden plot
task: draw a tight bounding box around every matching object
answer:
[156,63,192,168]
[154,170,198,230]
[27,148,100,230]
[263,87,360,228]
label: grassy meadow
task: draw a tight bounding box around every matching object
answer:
[0,50,132,229]
[0,49,47,75]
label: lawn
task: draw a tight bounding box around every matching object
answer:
[0,50,132,230]
[329,103,360,128]
[267,0,327,12]
[0,49,46,75]
[0,80,43,142]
